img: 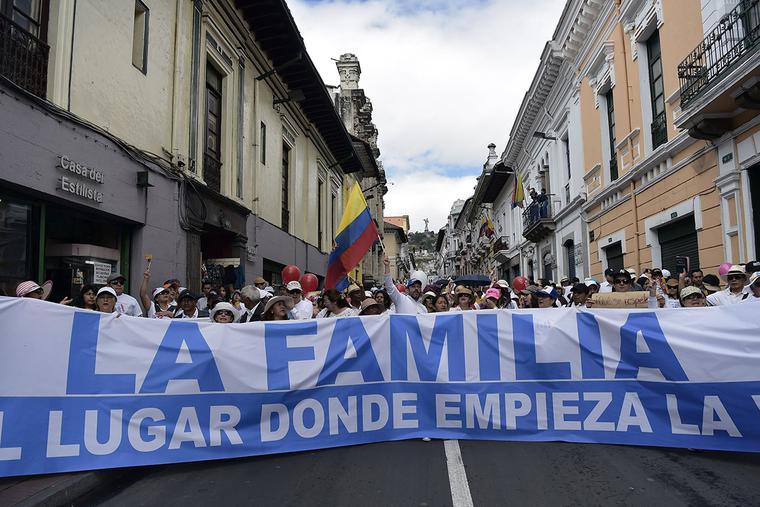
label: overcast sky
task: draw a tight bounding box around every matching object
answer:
[289,0,566,232]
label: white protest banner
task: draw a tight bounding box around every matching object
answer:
[1,296,760,477]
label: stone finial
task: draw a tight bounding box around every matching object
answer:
[336,53,361,90]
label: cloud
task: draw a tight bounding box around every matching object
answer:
[288,0,566,231]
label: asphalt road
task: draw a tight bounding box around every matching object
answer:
[83,440,760,506]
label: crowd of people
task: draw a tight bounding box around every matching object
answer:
[11,257,760,323]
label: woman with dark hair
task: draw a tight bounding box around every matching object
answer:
[433,294,450,312]
[317,289,359,318]
[74,284,98,310]
[373,290,392,314]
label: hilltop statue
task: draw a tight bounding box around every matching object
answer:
[423,218,429,232]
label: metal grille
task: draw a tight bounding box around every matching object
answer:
[522,199,552,231]
[0,14,49,98]
[678,0,760,108]
[203,153,222,194]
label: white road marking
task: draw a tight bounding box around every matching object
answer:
[444,439,474,507]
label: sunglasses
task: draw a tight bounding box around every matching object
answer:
[216,310,234,317]
[613,279,630,284]
[727,275,746,281]
[110,280,124,286]
[288,290,301,294]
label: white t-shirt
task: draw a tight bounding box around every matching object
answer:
[664,296,681,308]
[116,293,142,317]
[197,296,208,312]
[707,289,747,306]
[147,301,177,319]
[316,307,359,318]
[598,281,613,293]
[292,299,314,320]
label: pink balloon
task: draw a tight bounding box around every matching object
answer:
[718,262,733,277]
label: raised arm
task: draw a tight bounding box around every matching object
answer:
[139,268,151,313]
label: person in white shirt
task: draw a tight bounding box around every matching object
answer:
[663,278,682,308]
[382,256,427,314]
[707,265,749,306]
[598,268,614,293]
[175,290,206,318]
[196,281,213,312]
[238,285,263,323]
[287,281,314,320]
[107,273,142,317]
[742,272,760,303]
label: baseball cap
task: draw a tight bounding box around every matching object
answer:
[152,287,171,299]
[107,273,126,283]
[571,282,589,294]
[745,260,760,274]
[96,287,117,298]
[535,286,558,299]
[485,288,501,300]
[584,278,600,287]
[286,281,303,292]
[177,289,198,302]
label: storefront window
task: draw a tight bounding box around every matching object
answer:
[0,198,34,295]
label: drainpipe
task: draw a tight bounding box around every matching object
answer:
[617,0,641,272]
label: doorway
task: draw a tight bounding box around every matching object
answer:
[749,163,760,257]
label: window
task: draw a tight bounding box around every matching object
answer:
[203,62,223,192]
[132,1,149,73]
[565,240,576,280]
[605,242,624,272]
[281,142,290,233]
[260,122,267,165]
[647,30,667,150]
[563,136,571,181]
[1,0,44,38]
[318,179,324,251]
[605,90,618,181]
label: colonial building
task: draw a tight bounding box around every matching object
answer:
[383,221,410,281]
[0,0,373,298]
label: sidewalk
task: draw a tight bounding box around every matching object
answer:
[0,471,117,506]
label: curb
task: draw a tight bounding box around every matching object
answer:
[1,470,122,507]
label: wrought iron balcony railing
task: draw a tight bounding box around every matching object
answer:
[0,14,49,98]
[678,0,760,108]
[203,153,222,194]
[523,199,553,231]
[651,111,668,150]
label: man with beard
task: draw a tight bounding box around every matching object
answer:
[383,256,427,314]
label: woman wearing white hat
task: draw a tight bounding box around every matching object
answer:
[209,302,240,323]
[144,287,177,318]
[261,296,294,321]
[95,287,118,314]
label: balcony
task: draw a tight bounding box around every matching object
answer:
[522,199,555,243]
[676,0,760,138]
[493,235,510,264]
[203,153,222,194]
[0,14,49,98]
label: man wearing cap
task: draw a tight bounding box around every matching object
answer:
[707,265,749,306]
[254,277,268,291]
[287,281,314,320]
[346,283,365,310]
[534,286,559,308]
[175,290,206,318]
[599,268,614,293]
[598,269,658,308]
[107,273,142,317]
[95,287,118,314]
[567,283,590,307]
[383,256,427,314]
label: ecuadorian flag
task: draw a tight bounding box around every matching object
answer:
[512,173,525,209]
[325,183,379,290]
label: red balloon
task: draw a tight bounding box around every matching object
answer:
[300,273,319,293]
[282,265,301,284]
[512,276,528,292]
[395,283,407,293]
